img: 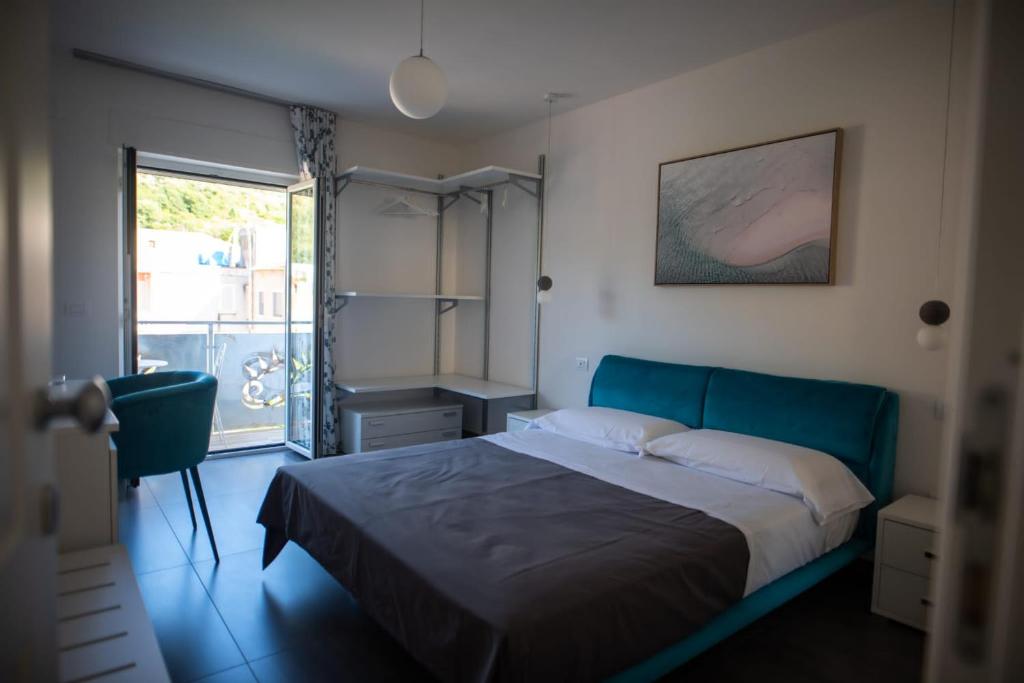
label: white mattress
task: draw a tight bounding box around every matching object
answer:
[483,429,858,595]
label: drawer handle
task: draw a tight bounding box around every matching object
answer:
[442,411,458,418]
[920,597,933,607]
[442,431,458,438]
[924,550,937,560]
[368,440,385,447]
[368,420,386,427]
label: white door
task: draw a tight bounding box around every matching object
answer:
[284,179,321,457]
[0,0,58,679]
[926,0,1024,679]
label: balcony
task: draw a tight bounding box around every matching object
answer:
[138,320,309,453]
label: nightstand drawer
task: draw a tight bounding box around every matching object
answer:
[876,565,931,630]
[880,519,937,577]
[362,407,462,438]
[362,428,462,452]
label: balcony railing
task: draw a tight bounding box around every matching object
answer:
[138,319,310,452]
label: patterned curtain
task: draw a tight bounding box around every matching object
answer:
[289,106,338,456]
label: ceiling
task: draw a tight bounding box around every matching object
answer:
[53,0,896,142]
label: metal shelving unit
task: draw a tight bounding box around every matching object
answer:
[332,157,546,409]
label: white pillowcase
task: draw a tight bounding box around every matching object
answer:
[529,407,689,453]
[641,429,874,525]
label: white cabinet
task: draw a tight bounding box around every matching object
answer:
[342,399,463,453]
[872,494,939,630]
[58,545,170,683]
[53,408,119,552]
[506,408,554,432]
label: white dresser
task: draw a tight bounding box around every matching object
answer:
[53,406,120,552]
[872,494,939,630]
[341,399,463,453]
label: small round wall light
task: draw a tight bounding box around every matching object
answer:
[916,299,951,351]
[537,275,553,304]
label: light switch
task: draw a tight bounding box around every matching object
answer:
[63,302,87,318]
[575,357,589,371]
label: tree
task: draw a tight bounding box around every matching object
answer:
[136,172,285,241]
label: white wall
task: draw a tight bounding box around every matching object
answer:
[50,52,297,379]
[332,120,465,381]
[464,1,974,497]
[48,58,466,383]
[50,0,976,496]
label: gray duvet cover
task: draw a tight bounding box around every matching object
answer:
[258,438,748,682]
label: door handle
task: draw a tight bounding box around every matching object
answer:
[34,376,111,433]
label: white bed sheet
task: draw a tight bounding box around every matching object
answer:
[483,429,858,595]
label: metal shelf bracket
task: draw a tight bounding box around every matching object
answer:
[330,294,349,314]
[510,178,538,198]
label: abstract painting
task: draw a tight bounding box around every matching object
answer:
[655,129,841,285]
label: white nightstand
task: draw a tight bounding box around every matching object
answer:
[506,409,554,432]
[872,494,940,631]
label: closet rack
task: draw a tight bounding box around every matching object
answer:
[332,157,546,429]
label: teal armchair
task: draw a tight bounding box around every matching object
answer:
[108,371,220,561]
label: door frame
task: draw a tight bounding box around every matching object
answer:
[121,146,139,375]
[120,159,297,454]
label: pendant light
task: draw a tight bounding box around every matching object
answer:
[390,0,447,119]
[916,1,957,350]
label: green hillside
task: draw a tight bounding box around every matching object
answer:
[137,172,285,242]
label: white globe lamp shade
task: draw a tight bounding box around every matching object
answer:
[916,325,947,351]
[390,55,447,119]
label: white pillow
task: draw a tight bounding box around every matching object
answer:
[530,407,689,453]
[642,429,874,525]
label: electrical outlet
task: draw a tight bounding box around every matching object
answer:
[575,357,589,371]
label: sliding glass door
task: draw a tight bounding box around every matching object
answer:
[284,179,320,457]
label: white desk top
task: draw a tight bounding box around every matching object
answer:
[336,373,534,400]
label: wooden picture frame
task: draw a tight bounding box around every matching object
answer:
[655,128,842,285]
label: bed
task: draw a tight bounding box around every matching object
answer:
[258,355,899,682]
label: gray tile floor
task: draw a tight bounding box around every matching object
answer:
[121,451,925,682]
[119,451,430,683]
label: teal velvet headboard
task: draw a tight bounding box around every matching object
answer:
[588,355,713,427]
[588,355,899,540]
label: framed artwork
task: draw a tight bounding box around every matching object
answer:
[655,128,842,285]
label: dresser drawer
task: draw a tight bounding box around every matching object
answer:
[880,519,937,577]
[361,406,462,438]
[361,428,462,452]
[875,565,931,630]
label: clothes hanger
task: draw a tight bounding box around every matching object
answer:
[379,195,438,217]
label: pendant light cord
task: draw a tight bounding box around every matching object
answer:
[934,0,957,291]
[546,97,553,158]
[419,0,425,56]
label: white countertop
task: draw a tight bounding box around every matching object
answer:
[336,373,534,400]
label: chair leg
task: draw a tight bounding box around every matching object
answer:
[189,466,219,563]
[180,470,197,530]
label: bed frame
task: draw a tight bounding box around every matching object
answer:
[589,355,899,682]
